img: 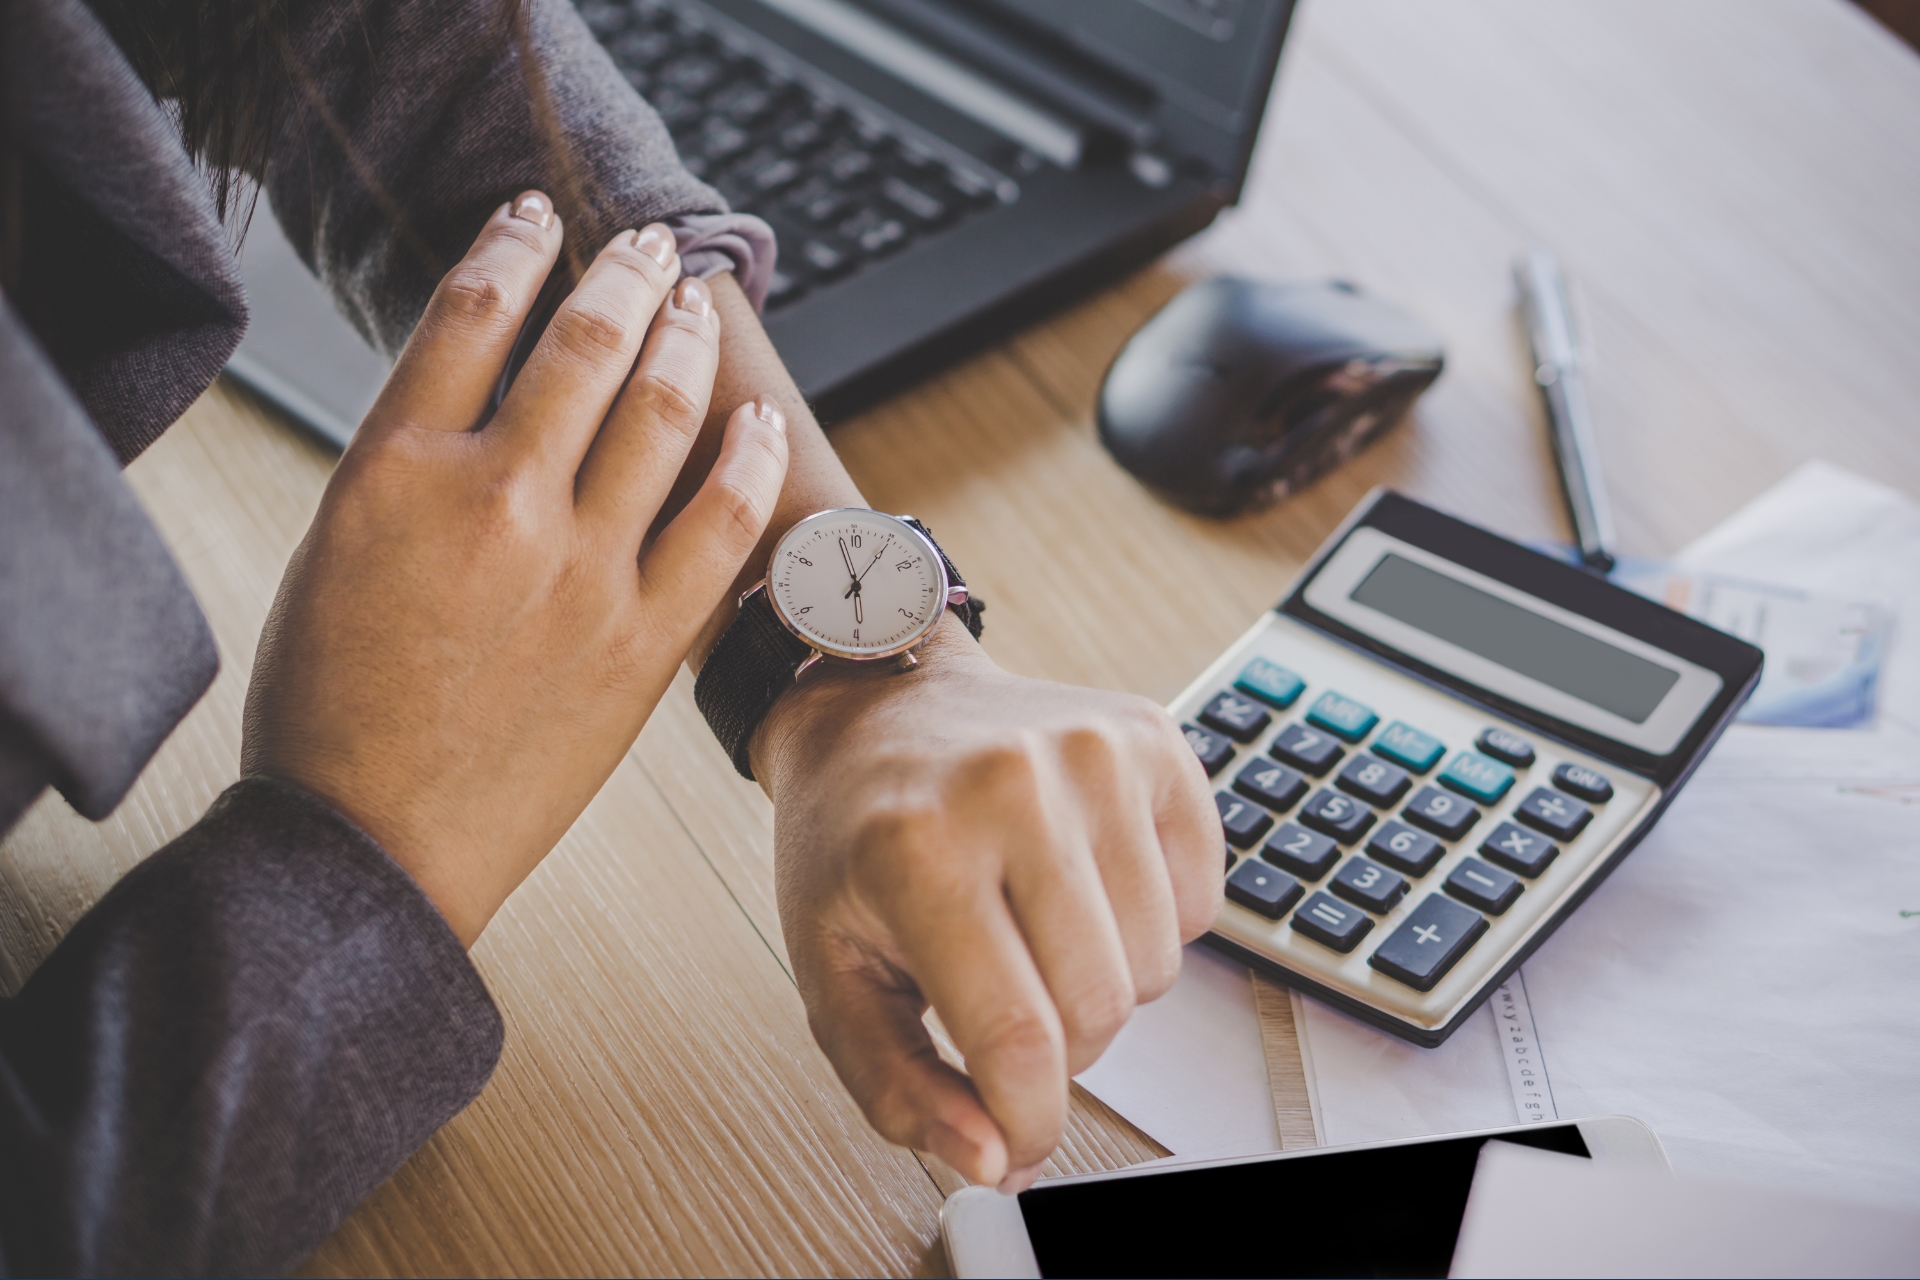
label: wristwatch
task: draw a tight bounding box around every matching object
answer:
[694,509,984,780]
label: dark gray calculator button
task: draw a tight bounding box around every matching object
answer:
[1261,823,1339,880]
[1369,894,1488,991]
[1217,792,1275,849]
[1198,690,1272,743]
[1290,892,1374,952]
[1298,789,1376,844]
[1445,857,1523,914]
[1225,846,1235,874]
[1270,723,1345,777]
[1183,724,1235,776]
[1226,860,1303,920]
[1336,754,1412,808]
[1515,787,1592,841]
[1480,821,1558,877]
[1551,762,1614,803]
[1330,855,1408,914]
[1402,786,1480,841]
[1476,726,1536,768]
[1365,820,1443,876]
[1234,760,1309,811]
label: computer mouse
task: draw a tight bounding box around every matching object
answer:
[1097,277,1445,515]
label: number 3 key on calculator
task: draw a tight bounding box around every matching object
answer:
[1172,490,1762,1045]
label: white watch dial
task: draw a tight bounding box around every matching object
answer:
[769,510,946,659]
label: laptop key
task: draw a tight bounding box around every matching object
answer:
[1233,759,1308,812]
[1183,724,1235,776]
[1261,823,1338,880]
[1217,793,1275,849]
[1290,892,1374,953]
[1552,762,1614,803]
[1402,785,1480,840]
[799,239,853,279]
[1514,787,1592,841]
[1330,855,1408,914]
[1226,861,1304,920]
[1270,723,1344,776]
[881,176,952,225]
[1369,895,1488,991]
[1365,820,1443,876]
[1444,857,1523,914]
[1299,789,1376,844]
[1199,690,1271,743]
[1336,753,1411,807]
[1480,820,1558,877]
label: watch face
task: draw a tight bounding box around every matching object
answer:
[768,510,947,659]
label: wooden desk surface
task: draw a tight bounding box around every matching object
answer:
[4,1,1916,1274]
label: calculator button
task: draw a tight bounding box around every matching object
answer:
[1480,821,1559,877]
[1402,786,1481,840]
[1217,792,1275,849]
[1270,723,1345,776]
[1233,760,1309,811]
[1225,845,1235,874]
[1261,823,1340,880]
[1369,894,1488,991]
[1305,691,1379,743]
[1444,857,1523,914]
[1330,856,1408,914]
[1298,789,1376,844]
[1372,722,1445,773]
[1551,762,1614,803]
[1233,658,1305,709]
[1226,860,1304,920]
[1290,892,1374,952]
[1437,751,1516,805]
[1514,787,1592,841]
[1183,724,1235,776]
[1365,820,1444,876]
[1336,754,1412,808]
[1475,726,1537,768]
[1198,690,1272,744]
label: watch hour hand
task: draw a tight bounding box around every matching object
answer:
[839,536,857,580]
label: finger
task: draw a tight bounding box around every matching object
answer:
[366,191,562,439]
[1001,804,1137,1077]
[489,222,681,474]
[575,275,721,545]
[1152,713,1228,941]
[805,939,1013,1186]
[1082,771,1185,1007]
[634,398,789,643]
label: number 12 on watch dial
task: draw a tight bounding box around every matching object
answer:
[768,509,948,660]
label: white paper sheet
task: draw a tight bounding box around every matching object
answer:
[1073,943,1280,1159]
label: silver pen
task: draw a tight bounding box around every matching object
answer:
[1516,250,1615,574]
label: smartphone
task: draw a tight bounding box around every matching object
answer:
[941,1116,1669,1278]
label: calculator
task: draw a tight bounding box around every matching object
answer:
[1173,490,1763,1046]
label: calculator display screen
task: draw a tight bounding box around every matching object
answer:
[1019,1125,1590,1278]
[1350,554,1681,724]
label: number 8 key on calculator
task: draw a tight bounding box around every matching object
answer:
[1174,490,1762,1045]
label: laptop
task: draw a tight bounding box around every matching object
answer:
[226,0,1297,447]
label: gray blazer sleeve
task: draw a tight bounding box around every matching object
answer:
[0,778,502,1276]
[266,0,730,355]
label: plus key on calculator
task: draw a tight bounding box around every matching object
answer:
[1169,490,1763,1046]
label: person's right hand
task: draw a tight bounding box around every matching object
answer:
[243,192,790,945]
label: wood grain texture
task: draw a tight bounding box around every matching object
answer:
[3,0,1917,1273]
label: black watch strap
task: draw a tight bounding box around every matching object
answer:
[694,516,983,781]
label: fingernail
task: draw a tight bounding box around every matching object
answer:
[755,396,786,434]
[674,275,712,318]
[635,222,676,266]
[510,192,553,230]
[997,1162,1045,1195]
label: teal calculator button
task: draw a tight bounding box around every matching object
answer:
[1438,751,1516,804]
[1234,659,1305,709]
[1372,722,1445,773]
[1306,691,1379,742]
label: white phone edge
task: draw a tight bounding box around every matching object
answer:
[938,1115,1669,1280]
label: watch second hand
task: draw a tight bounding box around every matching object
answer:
[857,536,892,582]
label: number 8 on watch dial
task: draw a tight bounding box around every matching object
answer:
[768,509,950,660]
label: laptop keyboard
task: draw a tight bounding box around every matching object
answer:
[577,0,1014,310]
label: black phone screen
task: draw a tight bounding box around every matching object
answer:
[1017,1124,1589,1278]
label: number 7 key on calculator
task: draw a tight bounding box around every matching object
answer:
[1174,490,1763,1046]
